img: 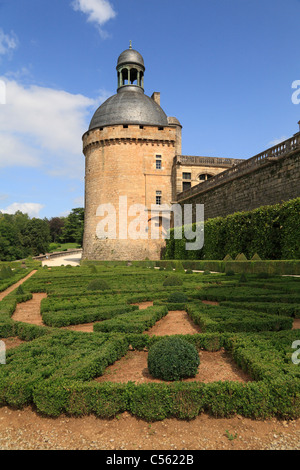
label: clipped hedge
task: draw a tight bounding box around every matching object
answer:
[42,304,139,328]
[164,197,300,261]
[187,303,293,333]
[93,305,168,334]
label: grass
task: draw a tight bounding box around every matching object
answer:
[48,243,81,253]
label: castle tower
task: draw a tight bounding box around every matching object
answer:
[82,44,182,261]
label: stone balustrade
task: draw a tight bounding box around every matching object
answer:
[176,132,300,201]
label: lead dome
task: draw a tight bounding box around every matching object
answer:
[88,44,169,130]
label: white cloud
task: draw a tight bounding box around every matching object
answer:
[0,77,109,178]
[71,0,116,36]
[0,29,18,56]
[1,202,45,218]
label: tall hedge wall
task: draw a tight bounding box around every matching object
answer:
[164,197,300,261]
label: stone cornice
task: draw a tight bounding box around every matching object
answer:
[83,137,175,154]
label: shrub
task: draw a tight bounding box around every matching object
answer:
[185,269,193,274]
[163,275,183,287]
[225,270,235,276]
[167,292,188,303]
[257,272,270,279]
[235,253,247,261]
[203,271,211,275]
[15,285,25,295]
[86,279,110,291]
[147,337,200,381]
[239,273,247,283]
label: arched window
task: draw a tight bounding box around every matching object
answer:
[130,68,138,85]
[198,173,213,182]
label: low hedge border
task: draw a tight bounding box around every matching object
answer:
[93,306,168,334]
[1,329,300,421]
[41,304,139,328]
[220,301,300,318]
[186,303,293,333]
[31,330,300,421]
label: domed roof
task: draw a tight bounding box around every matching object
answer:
[89,87,169,130]
[117,47,145,69]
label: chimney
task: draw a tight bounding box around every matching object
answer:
[151,92,160,106]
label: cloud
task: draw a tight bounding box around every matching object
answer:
[0,29,18,56]
[71,0,116,36]
[0,77,109,178]
[1,202,45,218]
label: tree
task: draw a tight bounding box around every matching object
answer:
[48,217,65,242]
[21,218,51,256]
[59,208,84,245]
[0,213,29,261]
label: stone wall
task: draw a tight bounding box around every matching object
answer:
[172,155,243,199]
[176,149,300,221]
[82,123,181,260]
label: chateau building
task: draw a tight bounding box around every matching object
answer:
[81,45,264,261]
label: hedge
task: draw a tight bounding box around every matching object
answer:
[41,304,139,328]
[186,303,293,333]
[8,330,299,421]
[93,305,168,334]
[164,197,300,261]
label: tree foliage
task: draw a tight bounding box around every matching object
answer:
[59,208,84,245]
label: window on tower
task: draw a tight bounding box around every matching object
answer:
[156,155,162,169]
[156,191,162,205]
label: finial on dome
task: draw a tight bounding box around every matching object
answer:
[129,40,132,49]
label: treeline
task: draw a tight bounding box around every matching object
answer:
[0,208,84,261]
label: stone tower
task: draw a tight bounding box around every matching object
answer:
[82,44,182,261]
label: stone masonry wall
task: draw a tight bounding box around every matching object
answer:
[82,124,181,260]
[177,150,300,221]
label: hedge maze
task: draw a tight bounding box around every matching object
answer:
[0,263,299,421]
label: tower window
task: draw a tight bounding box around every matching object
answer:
[156,155,162,169]
[123,125,128,129]
[156,191,162,205]
[182,172,191,180]
[158,127,164,131]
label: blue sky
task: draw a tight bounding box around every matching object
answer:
[0,0,299,219]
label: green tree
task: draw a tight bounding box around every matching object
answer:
[21,218,51,256]
[48,217,65,242]
[0,213,29,261]
[59,208,84,245]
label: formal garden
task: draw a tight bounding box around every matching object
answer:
[0,260,299,422]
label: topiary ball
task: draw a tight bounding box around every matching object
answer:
[147,337,200,381]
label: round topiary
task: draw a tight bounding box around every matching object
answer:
[147,337,200,381]
[163,275,183,287]
[86,279,110,291]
